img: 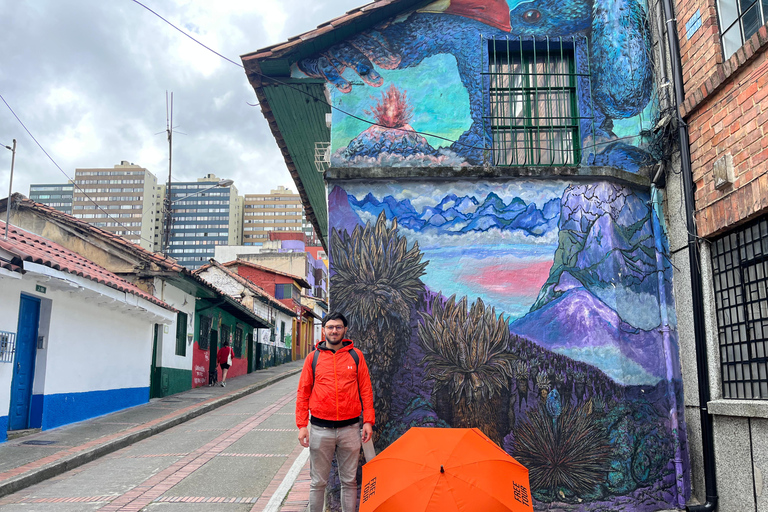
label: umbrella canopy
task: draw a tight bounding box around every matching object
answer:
[360,427,534,512]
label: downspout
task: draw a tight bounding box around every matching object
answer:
[658,0,719,509]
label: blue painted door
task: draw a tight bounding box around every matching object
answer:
[9,295,40,430]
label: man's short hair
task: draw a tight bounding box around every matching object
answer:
[322,312,348,327]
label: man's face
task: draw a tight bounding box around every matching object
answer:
[323,319,347,345]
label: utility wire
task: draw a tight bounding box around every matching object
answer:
[0,92,157,247]
[131,0,664,157]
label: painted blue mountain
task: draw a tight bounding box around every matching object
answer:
[348,191,559,238]
[509,182,679,385]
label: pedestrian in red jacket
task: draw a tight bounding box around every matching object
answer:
[216,341,234,387]
[296,312,375,512]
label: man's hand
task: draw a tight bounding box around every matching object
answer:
[298,427,309,448]
[361,423,373,444]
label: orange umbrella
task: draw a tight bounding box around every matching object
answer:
[359,427,534,512]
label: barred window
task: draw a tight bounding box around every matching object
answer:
[712,216,768,399]
[221,324,231,354]
[486,38,580,166]
[234,326,244,358]
[199,315,212,351]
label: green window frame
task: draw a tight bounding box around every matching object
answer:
[221,324,231,354]
[234,326,244,358]
[199,315,212,350]
[486,39,580,166]
[175,312,188,357]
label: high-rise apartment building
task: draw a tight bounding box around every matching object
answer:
[162,174,242,269]
[71,162,159,251]
[243,186,318,246]
[28,183,74,214]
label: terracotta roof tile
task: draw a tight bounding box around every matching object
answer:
[10,195,183,273]
[222,259,311,288]
[0,220,175,311]
[195,260,296,316]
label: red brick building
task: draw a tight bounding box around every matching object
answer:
[674,0,767,508]
[222,260,316,360]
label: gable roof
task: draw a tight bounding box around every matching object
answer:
[0,220,174,311]
[221,259,311,289]
[241,1,428,250]
[195,259,296,316]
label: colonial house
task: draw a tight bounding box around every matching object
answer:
[242,0,700,510]
[194,260,296,374]
[0,220,175,441]
[219,260,315,360]
[0,195,272,397]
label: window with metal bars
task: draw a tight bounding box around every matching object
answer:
[175,312,187,357]
[199,315,212,350]
[221,324,231,353]
[234,326,244,358]
[717,0,768,59]
[485,39,580,166]
[711,215,768,399]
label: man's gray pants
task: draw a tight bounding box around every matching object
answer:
[309,423,361,512]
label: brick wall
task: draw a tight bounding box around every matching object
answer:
[677,0,722,98]
[679,22,768,237]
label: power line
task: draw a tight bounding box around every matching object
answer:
[0,92,157,247]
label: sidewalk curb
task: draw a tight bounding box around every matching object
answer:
[0,367,301,499]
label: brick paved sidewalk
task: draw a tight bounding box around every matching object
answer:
[0,360,303,499]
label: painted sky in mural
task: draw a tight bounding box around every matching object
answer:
[292,0,657,169]
[337,179,678,387]
[341,181,563,319]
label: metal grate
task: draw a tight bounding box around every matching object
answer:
[0,331,16,363]
[234,326,244,358]
[175,312,188,357]
[711,215,768,399]
[484,37,586,166]
[199,316,212,351]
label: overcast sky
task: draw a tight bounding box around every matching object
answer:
[0,0,363,198]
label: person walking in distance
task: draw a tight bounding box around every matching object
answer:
[296,312,375,512]
[217,340,234,387]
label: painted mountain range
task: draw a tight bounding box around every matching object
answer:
[345,189,561,237]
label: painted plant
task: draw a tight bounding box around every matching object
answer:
[330,211,428,430]
[327,180,689,511]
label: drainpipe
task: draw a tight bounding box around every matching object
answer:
[658,0,718,509]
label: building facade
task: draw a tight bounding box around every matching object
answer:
[244,0,698,510]
[672,0,768,508]
[243,186,318,246]
[28,183,74,214]
[72,161,159,251]
[163,174,243,269]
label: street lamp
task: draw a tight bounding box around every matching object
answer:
[3,139,16,240]
[162,178,234,256]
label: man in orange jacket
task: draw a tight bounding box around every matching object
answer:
[296,312,375,512]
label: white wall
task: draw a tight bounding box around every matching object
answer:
[0,270,23,422]
[154,278,196,371]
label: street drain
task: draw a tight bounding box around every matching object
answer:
[22,440,56,445]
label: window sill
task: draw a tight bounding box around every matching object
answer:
[708,399,768,419]
[681,23,768,118]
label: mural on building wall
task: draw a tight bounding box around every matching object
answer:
[292,0,657,170]
[327,180,689,511]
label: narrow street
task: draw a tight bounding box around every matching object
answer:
[0,373,308,511]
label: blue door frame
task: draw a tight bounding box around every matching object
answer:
[9,294,41,431]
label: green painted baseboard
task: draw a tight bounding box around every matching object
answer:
[151,367,192,398]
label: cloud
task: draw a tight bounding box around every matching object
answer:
[0,0,362,197]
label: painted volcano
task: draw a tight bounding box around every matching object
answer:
[341,84,438,160]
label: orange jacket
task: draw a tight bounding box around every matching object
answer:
[296,340,375,428]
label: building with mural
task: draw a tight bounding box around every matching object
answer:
[242,0,701,510]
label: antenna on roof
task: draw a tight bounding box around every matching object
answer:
[3,139,16,240]
[162,92,174,256]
